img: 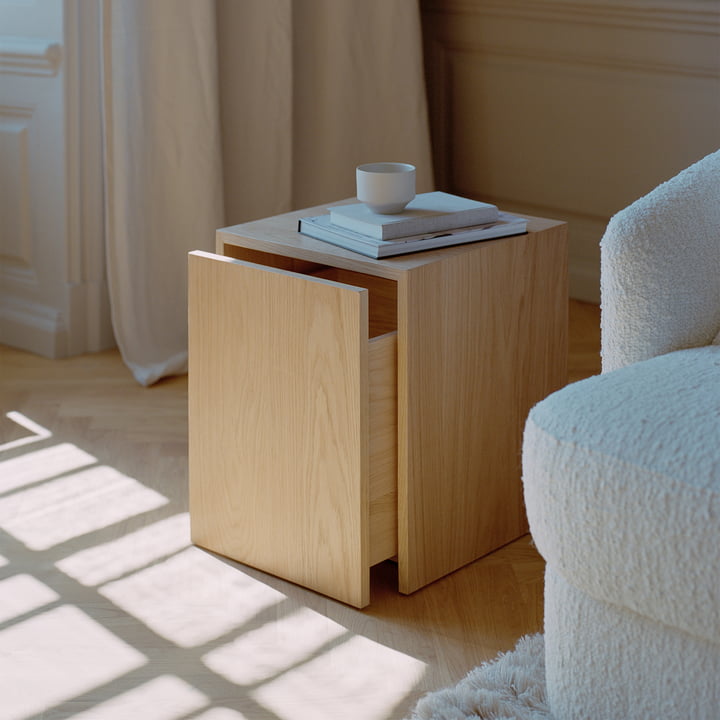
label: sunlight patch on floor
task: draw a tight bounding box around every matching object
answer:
[98,547,286,648]
[0,464,168,550]
[0,411,429,719]
[252,634,426,720]
[0,605,147,720]
[203,606,348,685]
[191,708,251,719]
[0,442,96,494]
[56,513,191,586]
[70,675,208,720]
[0,411,52,452]
[0,573,59,624]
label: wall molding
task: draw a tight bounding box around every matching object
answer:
[422,1,720,303]
[0,35,62,76]
[0,4,112,358]
[0,104,34,273]
[447,40,720,80]
[422,0,720,36]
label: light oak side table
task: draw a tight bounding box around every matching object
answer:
[188,200,567,608]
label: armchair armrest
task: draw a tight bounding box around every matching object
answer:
[600,150,720,373]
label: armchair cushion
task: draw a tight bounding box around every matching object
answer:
[523,345,720,644]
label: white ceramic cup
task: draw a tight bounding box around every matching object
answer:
[356,162,416,214]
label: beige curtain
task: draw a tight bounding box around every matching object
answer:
[103,0,433,385]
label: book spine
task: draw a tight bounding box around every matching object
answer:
[298,220,380,258]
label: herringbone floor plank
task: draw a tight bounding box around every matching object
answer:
[0,300,599,720]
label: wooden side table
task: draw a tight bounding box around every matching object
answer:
[188,200,567,608]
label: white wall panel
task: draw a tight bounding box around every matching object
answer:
[0,0,113,358]
[0,54,68,356]
[0,106,33,273]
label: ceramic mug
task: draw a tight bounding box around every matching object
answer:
[356,162,416,214]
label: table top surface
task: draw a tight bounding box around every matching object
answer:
[216,198,565,281]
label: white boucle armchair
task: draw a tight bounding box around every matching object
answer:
[522,149,720,719]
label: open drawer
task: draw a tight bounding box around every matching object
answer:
[188,250,398,608]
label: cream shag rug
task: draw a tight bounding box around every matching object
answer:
[408,634,553,720]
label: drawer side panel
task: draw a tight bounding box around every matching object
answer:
[368,331,398,566]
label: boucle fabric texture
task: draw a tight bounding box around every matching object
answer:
[520,152,720,719]
[544,568,720,720]
[408,634,551,720]
[600,149,720,372]
[524,345,720,643]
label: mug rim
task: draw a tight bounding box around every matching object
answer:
[357,162,415,174]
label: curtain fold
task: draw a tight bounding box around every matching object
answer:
[102,0,224,386]
[103,0,432,385]
[289,0,434,210]
[217,0,434,224]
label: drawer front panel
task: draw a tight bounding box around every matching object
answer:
[188,251,372,607]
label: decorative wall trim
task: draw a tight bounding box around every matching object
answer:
[421,1,720,303]
[443,40,720,80]
[0,5,110,359]
[0,104,34,273]
[422,0,720,36]
[0,35,62,76]
[1,264,38,289]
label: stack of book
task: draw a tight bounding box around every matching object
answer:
[297,191,527,259]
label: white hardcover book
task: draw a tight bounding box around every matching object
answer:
[298,212,527,259]
[329,191,500,240]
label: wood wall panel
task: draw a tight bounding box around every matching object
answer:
[421,0,720,302]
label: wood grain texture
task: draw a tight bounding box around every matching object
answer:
[204,207,567,600]
[311,267,398,338]
[368,332,399,566]
[398,222,568,593]
[189,251,371,608]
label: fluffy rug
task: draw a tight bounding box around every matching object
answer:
[407,634,553,720]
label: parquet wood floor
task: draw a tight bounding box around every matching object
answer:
[0,300,600,720]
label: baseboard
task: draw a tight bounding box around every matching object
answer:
[0,298,67,358]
